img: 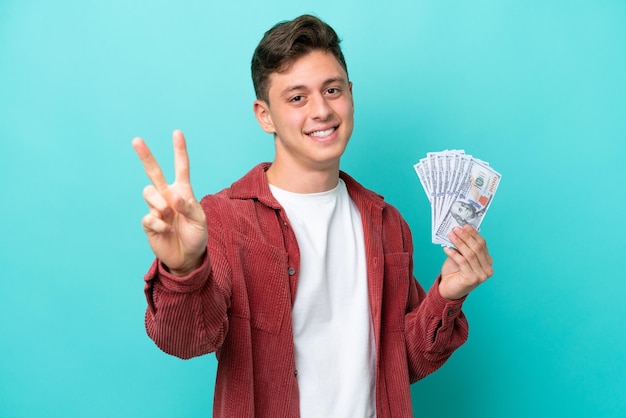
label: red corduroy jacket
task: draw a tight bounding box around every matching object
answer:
[144,163,469,417]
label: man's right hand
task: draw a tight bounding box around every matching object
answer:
[132,130,208,277]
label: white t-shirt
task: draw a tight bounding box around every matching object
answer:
[270,179,376,418]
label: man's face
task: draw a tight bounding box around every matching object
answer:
[254,50,354,174]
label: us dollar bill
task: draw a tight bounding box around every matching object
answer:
[433,159,501,246]
[414,151,501,246]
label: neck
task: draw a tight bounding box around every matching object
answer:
[266,161,340,193]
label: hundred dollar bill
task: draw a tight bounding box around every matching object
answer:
[414,157,437,239]
[433,159,501,246]
[414,158,432,203]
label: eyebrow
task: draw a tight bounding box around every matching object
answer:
[280,77,348,97]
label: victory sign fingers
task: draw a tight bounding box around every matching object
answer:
[132,130,208,276]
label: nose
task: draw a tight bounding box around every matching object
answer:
[308,93,333,120]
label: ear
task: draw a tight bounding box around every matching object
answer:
[253,100,275,134]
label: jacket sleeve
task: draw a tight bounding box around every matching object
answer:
[400,218,469,382]
[143,197,233,360]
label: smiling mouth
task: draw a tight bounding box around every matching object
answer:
[307,127,336,137]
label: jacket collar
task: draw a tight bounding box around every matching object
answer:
[227,163,386,210]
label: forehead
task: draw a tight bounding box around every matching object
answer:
[267,50,348,96]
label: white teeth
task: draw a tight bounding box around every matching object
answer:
[308,128,335,137]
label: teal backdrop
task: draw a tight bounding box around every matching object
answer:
[1,1,625,417]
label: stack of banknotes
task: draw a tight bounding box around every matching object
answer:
[414,150,501,247]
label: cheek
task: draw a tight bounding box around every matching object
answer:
[337,100,355,121]
[342,106,355,131]
[274,109,305,133]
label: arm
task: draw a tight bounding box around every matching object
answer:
[404,275,468,382]
[143,251,231,359]
[403,222,493,382]
[133,131,231,359]
[143,242,232,359]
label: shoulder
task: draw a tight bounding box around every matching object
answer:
[198,164,283,233]
[199,163,278,208]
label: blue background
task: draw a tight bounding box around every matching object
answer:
[1,1,625,417]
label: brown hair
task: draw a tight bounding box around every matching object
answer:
[251,14,348,102]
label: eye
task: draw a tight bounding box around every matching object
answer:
[326,87,340,95]
[289,95,303,103]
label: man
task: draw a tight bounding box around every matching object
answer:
[132,14,493,418]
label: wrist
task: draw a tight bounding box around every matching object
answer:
[438,277,472,301]
[166,252,205,277]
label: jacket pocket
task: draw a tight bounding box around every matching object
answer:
[232,231,290,335]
